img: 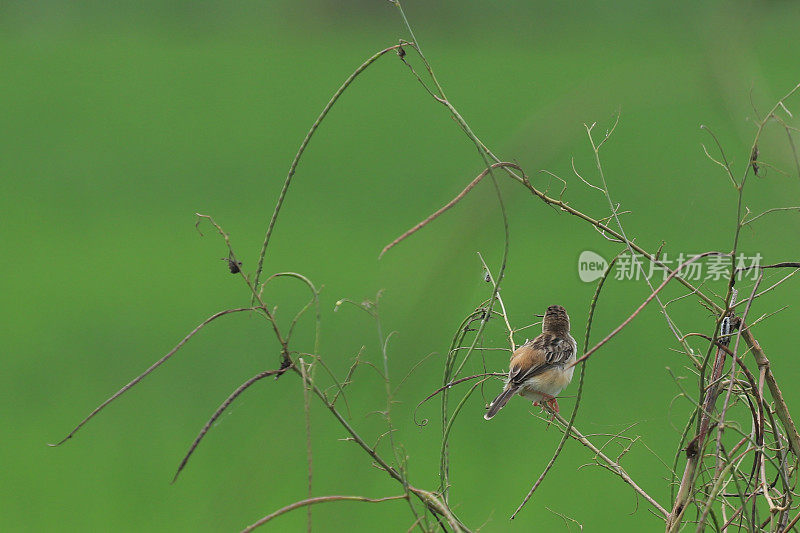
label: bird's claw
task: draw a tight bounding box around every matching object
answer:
[533,396,559,426]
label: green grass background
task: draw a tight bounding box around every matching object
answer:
[3,1,800,531]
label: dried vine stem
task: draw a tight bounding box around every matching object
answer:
[548,411,669,518]
[664,84,800,532]
[253,43,408,294]
[379,162,521,258]
[386,36,725,318]
[298,366,470,532]
[395,32,800,526]
[705,282,761,531]
[53,216,463,529]
[436,163,512,502]
[299,358,314,533]
[572,251,724,368]
[172,367,290,483]
[742,326,800,458]
[49,306,265,447]
[666,323,732,531]
[241,494,409,532]
[195,214,291,366]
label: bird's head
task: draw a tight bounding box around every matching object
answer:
[541,304,570,335]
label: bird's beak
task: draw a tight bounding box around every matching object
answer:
[534,314,545,318]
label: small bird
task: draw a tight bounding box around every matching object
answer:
[484,305,577,420]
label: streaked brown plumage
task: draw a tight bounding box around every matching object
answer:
[484,305,576,420]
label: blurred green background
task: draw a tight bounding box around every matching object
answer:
[3,1,800,531]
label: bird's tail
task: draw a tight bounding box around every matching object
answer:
[484,384,519,420]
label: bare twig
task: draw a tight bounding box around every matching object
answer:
[380,162,520,258]
[172,367,290,483]
[572,252,724,367]
[299,366,470,531]
[548,411,669,518]
[253,43,408,293]
[242,494,408,532]
[477,252,515,352]
[743,327,800,457]
[298,358,314,532]
[49,307,265,446]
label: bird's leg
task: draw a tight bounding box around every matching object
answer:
[530,392,559,423]
[544,396,559,414]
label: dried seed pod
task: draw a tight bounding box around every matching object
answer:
[751,145,760,177]
[222,257,243,274]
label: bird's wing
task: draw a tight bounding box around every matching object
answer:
[507,333,575,385]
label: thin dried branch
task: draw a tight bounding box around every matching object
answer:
[380,162,520,258]
[299,365,470,531]
[477,251,515,351]
[440,242,511,501]
[733,268,800,308]
[742,326,800,458]
[667,317,731,531]
[172,367,290,483]
[258,271,321,346]
[700,125,738,188]
[253,43,408,292]
[51,5,800,531]
[548,411,669,518]
[330,346,365,412]
[196,214,291,365]
[573,252,724,367]
[737,261,800,272]
[298,358,314,532]
[545,506,584,531]
[698,279,762,531]
[242,494,408,532]
[414,372,507,425]
[584,117,695,366]
[49,307,265,446]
